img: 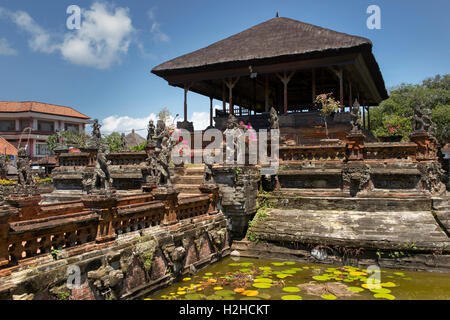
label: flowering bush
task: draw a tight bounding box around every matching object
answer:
[373,115,411,139]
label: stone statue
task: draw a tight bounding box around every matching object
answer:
[350,99,362,133]
[0,155,7,180]
[154,120,169,152]
[412,102,435,133]
[269,107,279,130]
[91,147,113,191]
[92,119,102,140]
[120,133,127,151]
[223,114,241,163]
[155,144,174,188]
[56,130,65,147]
[16,147,34,187]
[147,120,155,143]
[203,154,215,185]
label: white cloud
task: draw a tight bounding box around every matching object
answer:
[101,113,157,134]
[0,2,135,69]
[60,2,134,69]
[0,37,17,55]
[100,106,222,134]
[147,9,169,43]
[2,9,59,53]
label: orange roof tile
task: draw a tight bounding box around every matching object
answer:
[0,101,90,119]
[0,137,18,156]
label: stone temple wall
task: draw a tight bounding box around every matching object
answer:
[0,212,229,300]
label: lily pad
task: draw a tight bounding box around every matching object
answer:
[182,277,191,281]
[394,272,405,276]
[257,293,272,300]
[242,290,259,297]
[184,293,205,300]
[370,288,392,294]
[213,287,223,290]
[347,287,364,292]
[254,278,272,283]
[253,283,272,289]
[206,294,223,300]
[281,295,302,300]
[312,275,330,281]
[205,273,213,276]
[321,294,337,300]
[215,289,236,297]
[277,274,293,279]
[373,293,396,300]
[259,266,272,271]
[282,287,301,293]
[240,262,254,267]
[271,262,285,266]
[239,268,251,273]
[285,261,295,265]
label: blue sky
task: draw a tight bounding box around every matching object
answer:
[0,0,449,134]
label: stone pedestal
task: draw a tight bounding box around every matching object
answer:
[346,132,365,161]
[212,165,259,240]
[0,205,15,267]
[5,194,42,222]
[199,184,220,214]
[82,191,118,243]
[410,131,438,161]
[153,187,179,225]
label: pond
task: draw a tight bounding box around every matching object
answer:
[147,257,450,300]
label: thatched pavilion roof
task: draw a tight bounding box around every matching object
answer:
[153,17,372,72]
[152,17,388,107]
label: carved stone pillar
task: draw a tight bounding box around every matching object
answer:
[5,194,42,222]
[199,184,220,214]
[82,193,118,243]
[410,131,438,161]
[0,205,15,267]
[346,132,365,161]
[153,188,179,225]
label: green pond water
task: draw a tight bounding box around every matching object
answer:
[147,257,450,300]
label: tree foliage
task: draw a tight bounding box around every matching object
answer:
[157,107,172,123]
[103,132,123,152]
[370,74,450,145]
[46,130,91,151]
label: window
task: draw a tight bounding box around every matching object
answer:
[37,120,54,132]
[20,119,32,130]
[0,120,15,131]
[36,143,51,156]
[65,123,79,133]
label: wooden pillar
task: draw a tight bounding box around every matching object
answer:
[276,71,295,115]
[349,81,352,110]
[265,75,269,112]
[362,105,366,129]
[209,97,213,127]
[312,69,316,103]
[224,77,240,116]
[222,82,226,112]
[339,68,344,112]
[183,83,192,122]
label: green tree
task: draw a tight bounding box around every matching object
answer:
[157,107,172,123]
[103,132,123,152]
[130,141,146,152]
[370,74,450,145]
[46,130,90,151]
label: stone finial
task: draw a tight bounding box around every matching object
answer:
[269,107,279,130]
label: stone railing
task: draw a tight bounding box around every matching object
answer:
[0,186,220,269]
[280,144,347,162]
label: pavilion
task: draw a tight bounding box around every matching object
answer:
[151,16,388,143]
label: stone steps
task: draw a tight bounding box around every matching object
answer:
[174,184,202,194]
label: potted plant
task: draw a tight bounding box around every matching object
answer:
[315,93,340,142]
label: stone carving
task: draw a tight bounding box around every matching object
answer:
[120,133,127,151]
[203,160,215,185]
[146,120,155,146]
[91,148,113,191]
[154,120,169,152]
[412,102,435,135]
[269,107,279,130]
[350,99,362,133]
[155,143,174,188]
[0,155,7,180]
[418,162,446,194]
[87,265,124,296]
[16,147,34,187]
[92,119,102,140]
[342,164,371,192]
